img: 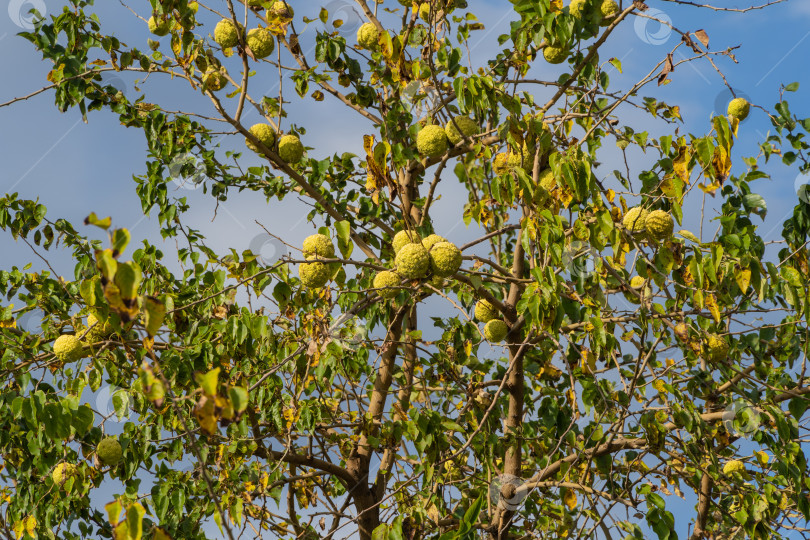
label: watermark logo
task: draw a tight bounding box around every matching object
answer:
[16,308,45,334]
[489,474,526,511]
[100,72,130,101]
[95,385,132,424]
[167,152,208,191]
[795,171,810,204]
[248,233,287,267]
[329,315,368,351]
[562,241,596,282]
[322,0,363,37]
[713,88,751,124]
[8,0,45,30]
[634,8,672,46]
[722,400,761,438]
[400,80,441,120]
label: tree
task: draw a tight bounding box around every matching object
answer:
[2,0,810,538]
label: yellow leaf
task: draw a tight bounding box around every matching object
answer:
[153,528,173,540]
[580,349,596,375]
[735,267,751,293]
[705,292,721,323]
[24,516,36,537]
[549,0,563,12]
[673,145,691,183]
[754,450,769,466]
[563,489,577,510]
[653,380,667,394]
[606,189,615,203]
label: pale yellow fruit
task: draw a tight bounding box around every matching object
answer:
[622,206,649,232]
[727,98,750,121]
[394,243,430,279]
[483,320,508,342]
[416,125,449,158]
[645,210,674,241]
[245,123,276,153]
[474,299,498,322]
[373,271,401,299]
[356,22,379,50]
[702,334,729,363]
[392,230,421,254]
[53,335,84,362]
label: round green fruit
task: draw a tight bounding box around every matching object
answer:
[245,123,276,153]
[600,0,619,25]
[268,1,294,20]
[444,117,478,146]
[214,19,243,48]
[543,45,568,64]
[474,299,498,322]
[421,233,447,251]
[392,230,421,254]
[702,334,729,363]
[416,125,449,158]
[723,460,745,475]
[727,97,750,121]
[52,463,77,487]
[569,0,587,18]
[96,437,123,466]
[356,22,379,50]
[203,68,227,92]
[394,243,430,279]
[624,276,650,305]
[373,271,401,298]
[622,206,648,232]
[278,135,304,163]
[247,28,275,59]
[53,335,84,362]
[645,210,674,241]
[303,234,334,258]
[299,261,331,288]
[429,242,462,277]
[85,314,112,343]
[148,16,170,36]
[483,320,508,343]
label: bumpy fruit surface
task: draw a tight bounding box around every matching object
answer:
[52,463,76,487]
[421,234,447,251]
[645,210,674,241]
[622,206,649,232]
[569,0,587,18]
[474,299,498,322]
[356,22,379,50]
[278,135,304,163]
[268,1,294,20]
[703,334,729,363]
[493,153,510,175]
[203,68,227,92]
[373,271,401,299]
[214,19,242,48]
[727,97,750,121]
[247,28,275,58]
[538,168,556,199]
[85,314,112,343]
[416,125,449,158]
[392,230,421,254]
[543,46,568,64]
[600,0,619,24]
[444,117,478,145]
[299,261,331,288]
[148,16,170,36]
[245,123,275,153]
[723,460,746,475]
[429,242,462,277]
[53,335,83,362]
[303,234,334,258]
[483,320,508,343]
[394,243,430,279]
[97,437,123,466]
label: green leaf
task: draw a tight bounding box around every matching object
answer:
[228,386,249,413]
[126,503,145,540]
[84,212,112,229]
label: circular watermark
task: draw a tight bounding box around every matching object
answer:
[489,474,526,511]
[329,315,368,351]
[322,0,363,36]
[722,400,761,439]
[400,80,441,120]
[8,0,46,30]
[795,171,810,204]
[248,233,287,267]
[100,72,130,100]
[562,241,596,281]
[95,385,132,423]
[713,88,751,124]
[167,152,208,191]
[16,308,45,334]
[634,8,672,46]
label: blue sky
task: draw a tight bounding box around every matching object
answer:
[3,0,810,538]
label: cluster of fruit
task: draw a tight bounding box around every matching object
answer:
[244,123,305,164]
